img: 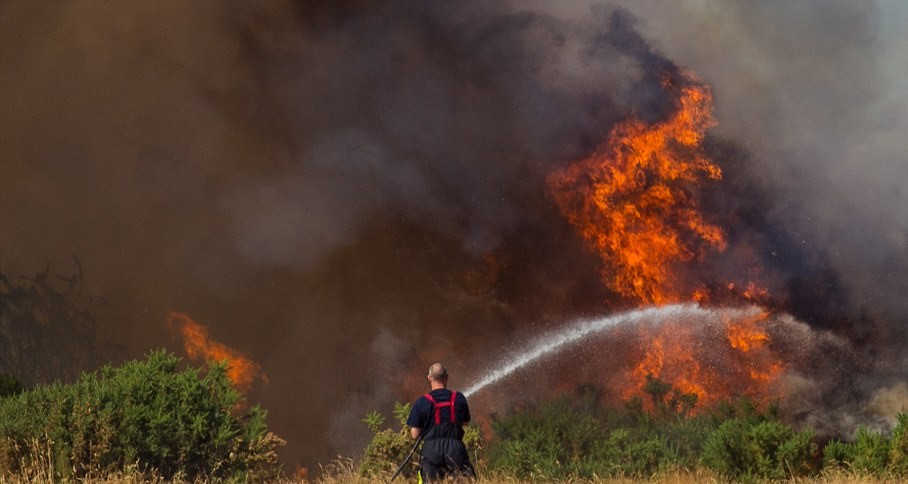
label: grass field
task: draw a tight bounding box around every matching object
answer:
[310,461,903,484]
[3,463,904,484]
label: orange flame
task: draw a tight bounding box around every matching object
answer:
[548,74,724,305]
[621,309,784,407]
[166,311,264,391]
[548,72,782,406]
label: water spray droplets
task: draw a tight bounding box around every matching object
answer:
[462,304,764,397]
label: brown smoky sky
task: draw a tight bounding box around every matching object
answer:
[2,0,906,470]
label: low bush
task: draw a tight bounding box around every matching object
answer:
[359,402,415,478]
[357,379,907,483]
[486,379,710,480]
[488,396,606,479]
[0,350,283,481]
[701,417,816,481]
[824,416,908,478]
[889,413,908,475]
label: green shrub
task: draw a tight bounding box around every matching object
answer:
[661,414,712,468]
[822,438,851,469]
[822,415,908,477]
[0,350,283,481]
[702,417,816,481]
[359,402,414,478]
[890,413,908,475]
[595,428,677,477]
[486,381,705,479]
[488,396,606,479]
[823,426,891,476]
[853,427,892,474]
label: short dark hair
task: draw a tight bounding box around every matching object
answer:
[427,363,448,381]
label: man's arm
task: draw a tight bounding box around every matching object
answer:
[406,396,427,439]
[460,393,471,424]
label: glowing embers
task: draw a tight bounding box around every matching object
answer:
[620,309,784,408]
[167,311,265,391]
[548,73,724,305]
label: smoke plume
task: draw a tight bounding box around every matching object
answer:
[2,0,906,470]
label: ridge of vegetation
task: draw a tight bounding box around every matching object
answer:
[360,378,906,483]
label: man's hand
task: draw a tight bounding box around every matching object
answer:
[410,427,422,439]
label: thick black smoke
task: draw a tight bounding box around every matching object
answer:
[2,0,906,470]
[604,0,908,435]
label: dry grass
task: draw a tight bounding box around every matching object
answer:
[305,459,902,484]
[2,458,903,484]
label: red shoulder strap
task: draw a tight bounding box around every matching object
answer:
[423,392,457,424]
[448,391,458,423]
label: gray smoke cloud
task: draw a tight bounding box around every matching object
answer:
[2,0,906,471]
[611,0,908,330]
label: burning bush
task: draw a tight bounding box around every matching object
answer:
[0,350,283,481]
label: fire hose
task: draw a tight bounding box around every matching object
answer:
[389,433,424,483]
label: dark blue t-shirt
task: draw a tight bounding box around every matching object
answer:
[407,388,471,440]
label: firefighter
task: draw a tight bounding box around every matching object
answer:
[406,363,475,482]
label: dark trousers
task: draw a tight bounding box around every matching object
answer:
[419,438,475,482]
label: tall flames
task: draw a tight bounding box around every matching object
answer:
[548,72,783,406]
[548,74,723,305]
[167,311,265,391]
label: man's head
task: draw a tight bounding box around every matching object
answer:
[427,363,448,388]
